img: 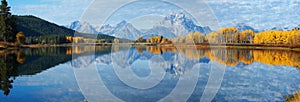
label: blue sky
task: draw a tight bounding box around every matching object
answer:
[8,0,300,30]
[9,0,92,25]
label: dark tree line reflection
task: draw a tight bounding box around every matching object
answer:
[0,47,72,96]
[0,50,22,95]
[0,46,112,96]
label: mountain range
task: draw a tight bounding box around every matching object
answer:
[67,13,300,40]
[68,21,98,34]
[67,13,213,40]
[235,23,258,33]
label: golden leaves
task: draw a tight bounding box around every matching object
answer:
[254,29,300,45]
[171,31,207,43]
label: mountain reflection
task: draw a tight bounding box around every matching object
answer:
[0,46,300,96]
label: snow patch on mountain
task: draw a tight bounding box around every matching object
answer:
[69,12,213,40]
[97,24,114,34]
[155,12,212,36]
[235,23,258,33]
[67,21,98,34]
[107,21,143,40]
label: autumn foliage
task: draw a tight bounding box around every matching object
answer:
[145,36,171,44]
[140,26,300,47]
[171,31,207,43]
[207,27,238,43]
[254,28,300,45]
[206,27,300,45]
[16,32,26,44]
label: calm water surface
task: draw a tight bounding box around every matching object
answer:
[0,46,300,102]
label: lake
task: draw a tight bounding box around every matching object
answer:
[0,45,300,102]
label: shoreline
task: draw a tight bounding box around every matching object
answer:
[159,43,300,51]
[1,43,300,51]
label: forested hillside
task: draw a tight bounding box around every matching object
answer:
[14,15,120,44]
[15,15,74,36]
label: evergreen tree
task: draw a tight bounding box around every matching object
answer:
[0,0,15,42]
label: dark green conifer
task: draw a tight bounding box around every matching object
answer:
[0,0,15,42]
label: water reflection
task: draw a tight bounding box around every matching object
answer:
[0,46,112,96]
[0,46,299,101]
[131,46,300,69]
[95,46,300,101]
[0,50,19,96]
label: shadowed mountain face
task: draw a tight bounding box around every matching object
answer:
[15,16,75,37]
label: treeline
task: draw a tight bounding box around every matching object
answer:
[142,27,300,45]
[254,28,300,44]
[170,27,255,44]
[25,35,70,44]
[15,16,74,37]
[172,32,208,43]
[135,36,172,44]
[207,28,255,43]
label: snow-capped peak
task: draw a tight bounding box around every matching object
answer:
[98,24,114,34]
[116,20,127,27]
[235,23,258,32]
[162,12,193,26]
[157,12,211,36]
[68,12,212,40]
[68,21,97,34]
[110,20,142,40]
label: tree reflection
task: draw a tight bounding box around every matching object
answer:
[0,46,298,96]
[0,46,114,96]
[0,50,20,96]
[254,50,300,68]
[144,46,300,69]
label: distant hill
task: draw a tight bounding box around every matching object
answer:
[14,15,119,43]
[15,15,75,36]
